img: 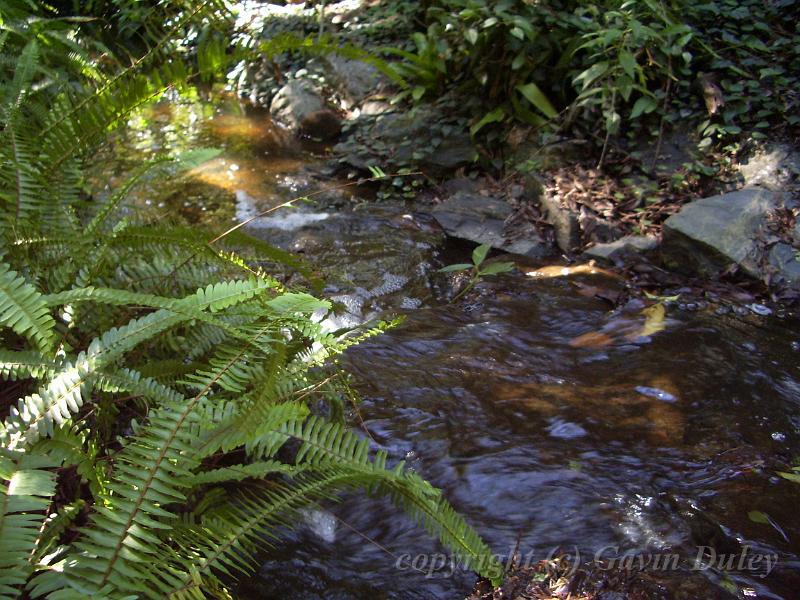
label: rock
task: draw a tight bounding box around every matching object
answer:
[431,192,552,258]
[316,55,388,109]
[526,175,580,253]
[738,143,800,193]
[584,235,658,262]
[661,188,783,278]
[332,105,476,174]
[767,243,800,289]
[270,80,342,140]
[359,99,393,116]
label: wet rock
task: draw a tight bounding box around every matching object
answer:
[270,80,342,140]
[767,242,800,289]
[661,187,783,279]
[526,175,580,253]
[738,142,800,194]
[583,235,658,263]
[431,191,553,258]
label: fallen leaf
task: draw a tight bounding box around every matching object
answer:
[632,303,666,339]
[568,331,615,348]
[524,263,622,279]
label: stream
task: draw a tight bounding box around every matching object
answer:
[102,92,800,599]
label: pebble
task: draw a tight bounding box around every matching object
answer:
[747,303,772,316]
[635,386,677,403]
[547,418,587,440]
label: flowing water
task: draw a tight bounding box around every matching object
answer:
[104,92,800,599]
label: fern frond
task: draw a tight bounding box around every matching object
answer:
[93,368,185,405]
[85,149,221,238]
[153,472,353,599]
[267,416,504,583]
[187,461,298,486]
[0,450,58,598]
[64,323,273,596]
[3,279,276,449]
[0,350,60,381]
[0,261,55,353]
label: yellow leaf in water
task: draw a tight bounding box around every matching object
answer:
[524,263,622,279]
[633,303,666,339]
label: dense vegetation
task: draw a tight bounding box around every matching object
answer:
[0,2,501,597]
[386,0,799,160]
[1,0,798,597]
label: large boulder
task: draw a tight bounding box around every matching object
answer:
[270,80,342,141]
[431,192,552,258]
[661,188,783,278]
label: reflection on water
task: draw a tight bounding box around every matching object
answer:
[100,92,800,599]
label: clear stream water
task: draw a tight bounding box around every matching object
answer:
[103,93,800,599]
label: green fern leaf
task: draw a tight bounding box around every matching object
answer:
[0,261,55,353]
[3,279,276,449]
[0,350,60,381]
[0,451,59,598]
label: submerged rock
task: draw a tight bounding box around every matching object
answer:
[270,80,342,140]
[431,191,553,258]
[661,187,783,279]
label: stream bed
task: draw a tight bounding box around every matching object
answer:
[104,92,800,599]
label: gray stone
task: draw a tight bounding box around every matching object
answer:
[317,55,388,108]
[584,235,658,262]
[662,188,782,278]
[525,175,580,253]
[431,192,552,258]
[359,99,393,116]
[270,80,342,140]
[738,143,800,193]
[768,243,800,289]
[333,106,476,174]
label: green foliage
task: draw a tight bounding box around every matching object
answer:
[0,3,502,597]
[440,243,515,302]
[394,0,799,153]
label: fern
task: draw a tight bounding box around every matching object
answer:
[0,262,55,353]
[0,2,504,596]
[0,451,59,596]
